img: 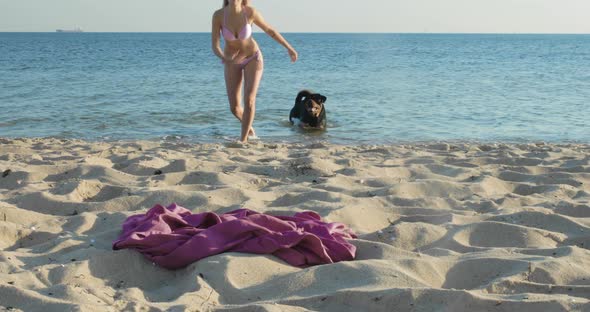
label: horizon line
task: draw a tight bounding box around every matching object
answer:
[1,31,590,35]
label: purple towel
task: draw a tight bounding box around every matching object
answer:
[112,203,357,269]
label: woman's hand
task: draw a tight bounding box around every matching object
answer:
[222,52,237,65]
[288,48,298,63]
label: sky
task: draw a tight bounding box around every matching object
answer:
[1,0,590,33]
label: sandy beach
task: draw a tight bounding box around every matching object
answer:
[0,137,589,311]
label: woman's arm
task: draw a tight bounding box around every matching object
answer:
[211,11,225,61]
[250,7,298,62]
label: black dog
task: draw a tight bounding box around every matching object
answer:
[289,90,327,129]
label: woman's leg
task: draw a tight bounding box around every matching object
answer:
[224,62,256,138]
[241,52,264,142]
[224,63,244,123]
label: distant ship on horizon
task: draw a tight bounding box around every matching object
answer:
[56,27,83,33]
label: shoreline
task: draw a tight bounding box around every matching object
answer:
[2,136,589,148]
[1,138,589,311]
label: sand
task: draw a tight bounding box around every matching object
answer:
[0,137,589,311]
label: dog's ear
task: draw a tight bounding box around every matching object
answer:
[296,90,312,104]
[311,94,327,104]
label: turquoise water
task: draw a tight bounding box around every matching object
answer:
[0,33,589,144]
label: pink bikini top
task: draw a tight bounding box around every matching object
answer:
[221,7,252,41]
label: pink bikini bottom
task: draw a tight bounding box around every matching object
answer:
[222,50,262,69]
[238,50,261,69]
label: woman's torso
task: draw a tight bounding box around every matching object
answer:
[221,6,259,58]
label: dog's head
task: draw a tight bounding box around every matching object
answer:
[304,94,327,118]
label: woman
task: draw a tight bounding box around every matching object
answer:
[211,0,298,143]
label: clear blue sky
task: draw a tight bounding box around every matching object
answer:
[1,0,589,33]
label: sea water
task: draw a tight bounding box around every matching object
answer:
[1,33,588,144]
